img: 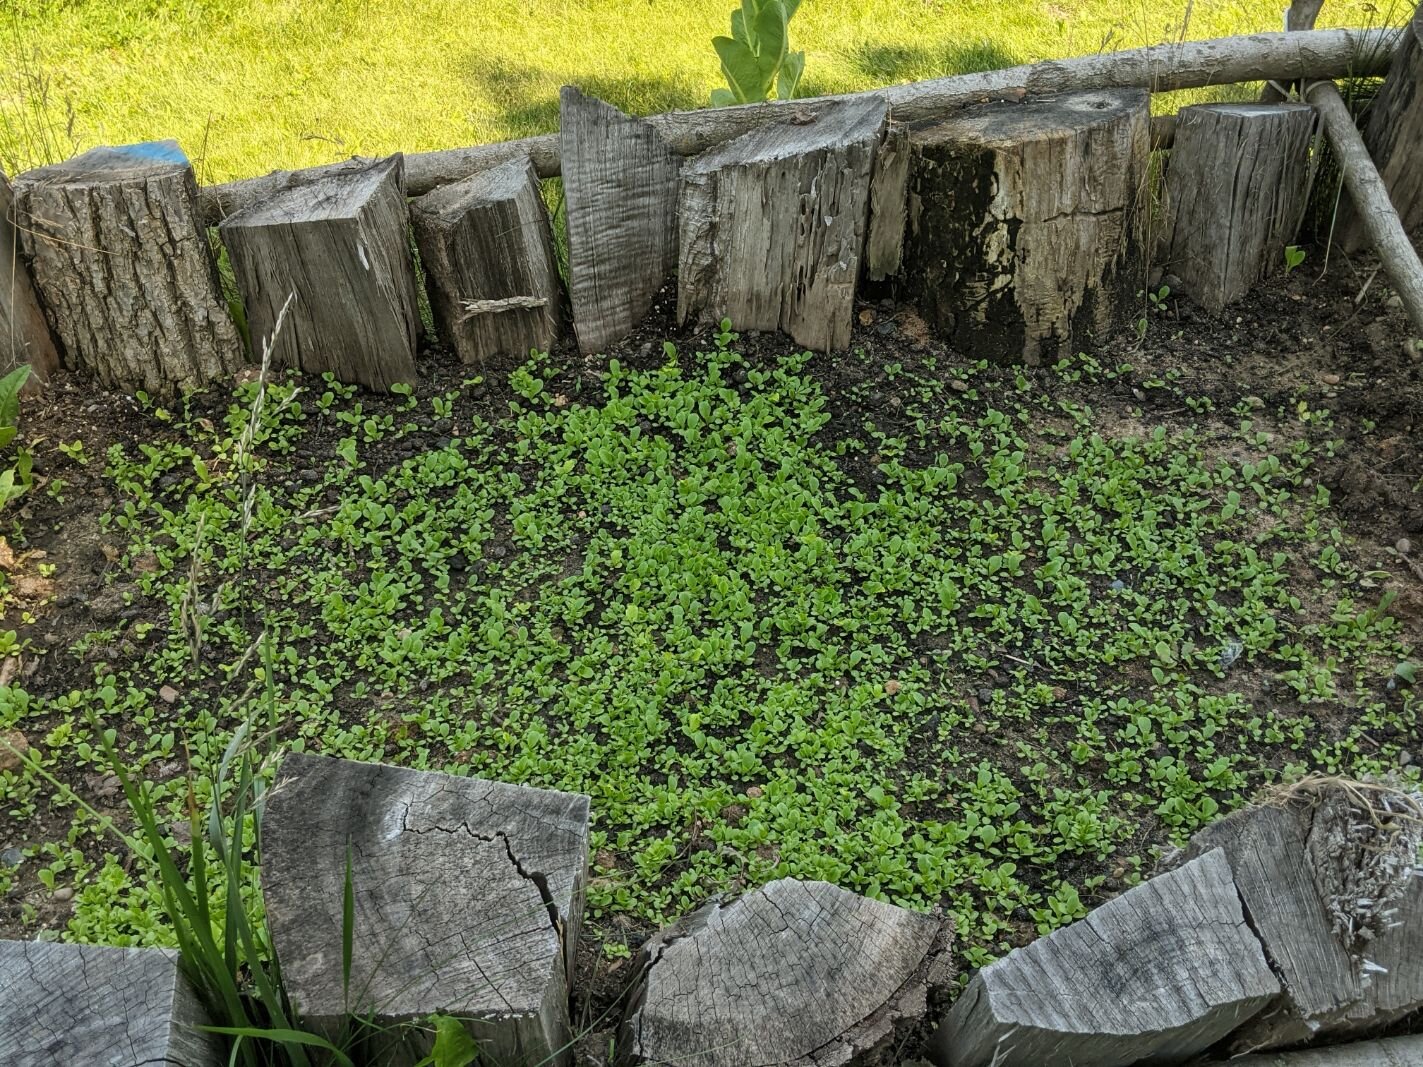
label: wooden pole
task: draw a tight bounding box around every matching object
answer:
[1260,0,1328,102]
[199,28,1399,224]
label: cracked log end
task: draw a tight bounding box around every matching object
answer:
[0,940,220,1067]
[901,89,1149,366]
[620,877,954,1067]
[933,848,1279,1067]
[0,172,60,389]
[411,156,563,367]
[261,752,591,1067]
[218,154,419,393]
[10,140,243,398]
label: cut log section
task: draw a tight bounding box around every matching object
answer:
[411,156,562,366]
[219,155,419,392]
[0,939,221,1067]
[621,878,954,1067]
[11,141,242,397]
[677,96,888,352]
[1162,103,1316,313]
[561,87,679,356]
[261,753,591,1067]
[1226,1034,1423,1066]
[901,89,1149,365]
[0,172,59,390]
[932,848,1278,1067]
[1182,783,1423,1051]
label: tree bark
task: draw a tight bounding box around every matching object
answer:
[199,29,1399,225]
[12,141,243,397]
[561,88,680,356]
[677,96,888,352]
[1261,0,1328,102]
[1306,79,1423,334]
[1163,103,1317,313]
[901,90,1149,365]
[0,172,60,392]
[621,878,954,1067]
[261,753,590,1067]
[411,156,562,366]
[219,155,419,392]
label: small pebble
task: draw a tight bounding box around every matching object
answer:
[883,679,902,696]
[1110,579,1126,592]
[949,379,970,393]
[53,887,74,903]
[158,685,179,704]
[0,847,22,868]
[1320,373,1341,386]
[1386,294,1404,310]
[745,785,763,799]
[977,688,993,705]
[1398,538,1413,555]
[1399,750,1414,767]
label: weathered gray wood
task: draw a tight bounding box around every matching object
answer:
[1185,786,1423,1051]
[561,88,679,356]
[1338,5,1423,252]
[200,29,1399,224]
[261,753,590,1067]
[1261,0,1327,102]
[411,156,562,366]
[1227,1034,1423,1066]
[677,97,887,352]
[219,154,418,392]
[866,120,911,282]
[622,878,954,1067]
[1305,79,1423,335]
[0,939,221,1066]
[1,172,59,392]
[1163,103,1316,313]
[11,141,242,397]
[932,849,1278,1067]
[902,89,1149,365]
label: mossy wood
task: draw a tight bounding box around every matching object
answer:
[1163,102,1316,313]
[677,96,888,352]
[11,141,242,397]
[260,753,590,1067]
[410,156,562,367]
[0,172,60,391]
[901,90,1149,365]
[219,154,418,392]
[621,878,954,1067]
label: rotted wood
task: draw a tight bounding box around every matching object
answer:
[901,89,1149,365]
[1163,103,1316,313]
[932,849,1279,1067]
[11,141,243,397]
[866,120,911,282]
[411,156,562,366]
[261,753,591,1067]
[219,154,419,391]
[561,88,679,356]
[621,878,954,1067]
[0,940,221,1067]
[677,96,888,351]
[0,172,59,392]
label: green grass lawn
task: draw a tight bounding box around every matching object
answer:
[0,0,1396,182]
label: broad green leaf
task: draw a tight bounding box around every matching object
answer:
[713,36,771,103]
[751,0,788,75]
[778,49,805,100]
[730,6,749,45]
[710,87,738,107]
[428,1015,479,1067]
[0,364,29,442]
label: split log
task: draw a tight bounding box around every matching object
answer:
[561,88,679,356]
[866,121,911,282]
[1163,103,1316,313]
[1337,5,1423,253]
[677,96,888,351]
[410,156,562,366]
[1305,79,1423,335]
[0,172,59,390]
[0,940,221,1066]
[261,753,591,1067]
[219,155,419,392]
[1182,783,1423,1051]
[932,848,1279,1067]
[901,89,1149,365]
[1226,1034,1423,1066]
[11,141,243,397]
[201,29,1398,224]
[621,878,954,1067]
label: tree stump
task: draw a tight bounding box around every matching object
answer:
[561,87,679,356]
[219,155,418,392]
[261,753,591,1066]
[677,96,889,352]
[0,940,220,1067]
[10,141,242,397]
[621,878,954,1067]
[901,90,1149,365]
[1162,103,1316,313]
[1,172,59,391]
[410,156,562,367]
[1226,1035,1423,1066]
[865,120,912,283]
[932,848,1278,1067]
[1183,784,1423,1051]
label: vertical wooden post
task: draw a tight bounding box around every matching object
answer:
[0,172,60,391]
